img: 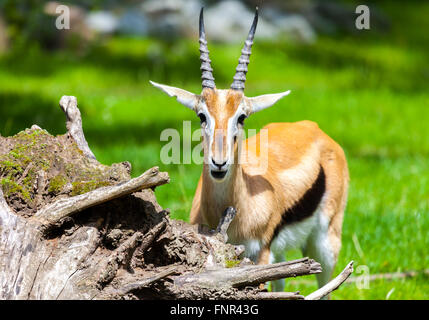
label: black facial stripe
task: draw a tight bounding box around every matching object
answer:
[272,166,326,240]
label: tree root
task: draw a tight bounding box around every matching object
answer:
[97,232,144,286]
[117,267,177,296]
[0,95,353,300]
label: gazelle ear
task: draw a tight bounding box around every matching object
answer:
[248,90,291,114]
[150,80,199,110]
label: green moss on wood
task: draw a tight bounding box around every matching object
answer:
[1,177,31,201]
[0,128,130,216]
[47,175,68,194]
[71,180,111,196]
[224,259,241,268]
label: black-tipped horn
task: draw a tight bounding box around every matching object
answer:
[199,8,215,90]
[231,7,259,91]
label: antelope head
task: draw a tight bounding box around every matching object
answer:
[150,7,290,181]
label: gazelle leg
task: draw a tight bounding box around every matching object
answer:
[257,245,271,289]
[302,212,340,299]
[257,245,271,265]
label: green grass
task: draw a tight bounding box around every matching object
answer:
[0,2,428,299]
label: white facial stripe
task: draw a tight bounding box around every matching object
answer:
[226,102,245,163]
[214,91,228,164]
[198,101,216,164]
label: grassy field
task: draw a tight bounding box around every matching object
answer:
[0,2,428,299]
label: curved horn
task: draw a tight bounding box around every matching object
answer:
[199,8,215,89]
[231,7,259,91]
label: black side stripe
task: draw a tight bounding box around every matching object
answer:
[272,166,326,240]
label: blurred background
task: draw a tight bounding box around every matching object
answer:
[0,0,427,299]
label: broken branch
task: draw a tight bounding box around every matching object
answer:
[215,206,236,242]
[140,218,168,252]
[59,95,96,160]
[32,166,169,234]
[119,267,177,295]
[174,257,321,289]
[305,261,354,300]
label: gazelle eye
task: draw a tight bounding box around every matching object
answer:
[198,113,206,124]
[237,114,246,126]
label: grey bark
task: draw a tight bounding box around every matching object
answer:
[59,95,96,160]
[174,257,322,290]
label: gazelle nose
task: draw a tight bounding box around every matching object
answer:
[211,158,227,169]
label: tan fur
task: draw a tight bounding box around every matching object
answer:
[191,105,349,265]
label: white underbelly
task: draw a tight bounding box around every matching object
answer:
[271,214,317,252]
[241,211,319,262]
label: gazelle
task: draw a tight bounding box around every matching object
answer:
[150,8,349,291]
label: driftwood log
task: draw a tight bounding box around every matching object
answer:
[0,96,353,299]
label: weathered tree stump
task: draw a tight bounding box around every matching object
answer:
[0,96,352,299]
